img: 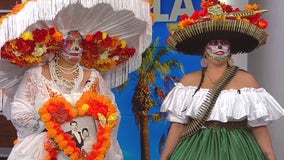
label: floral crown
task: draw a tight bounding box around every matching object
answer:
[1,28,135,72]
[178,0,268,30]
[81,31,136,72]
[1,27,63,67]
[167,0,269,55]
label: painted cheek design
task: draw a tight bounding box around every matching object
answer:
[206,40,231,61]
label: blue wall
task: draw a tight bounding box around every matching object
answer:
[114,1,202,159]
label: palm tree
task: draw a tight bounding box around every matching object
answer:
[132,38,184,160]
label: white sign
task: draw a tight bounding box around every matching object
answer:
[153,0,194,22]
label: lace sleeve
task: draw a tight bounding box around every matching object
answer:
[10,69,44,139]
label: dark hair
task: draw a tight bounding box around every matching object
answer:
[82,128,89,133]
[70,120,78,125]
[192,68,206,97]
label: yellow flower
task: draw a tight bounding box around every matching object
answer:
[24,56,42,64]
[82,104,89,111]
[120,40,127,48]
[108,113,117,121]
[212,15,226,21]
[102,32,107,40]
[20,32,33,40]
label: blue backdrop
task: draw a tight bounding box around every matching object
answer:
[113,0,202,159]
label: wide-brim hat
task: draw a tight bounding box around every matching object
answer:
[0,0,153,118]
[0,0,153,88]
[167,1,269,55]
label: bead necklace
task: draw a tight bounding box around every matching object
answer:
[55,61,79,75]
[56,63,79,74]
[50,60,83,93]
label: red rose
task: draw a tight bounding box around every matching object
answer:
[33,28,48,43]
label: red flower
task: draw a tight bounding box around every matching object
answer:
[33,28,48,43]
[94,31,103,40]
[180,14,189,21]
[48,27,56,35]
[258,19,268,29]
[16,39,35,55]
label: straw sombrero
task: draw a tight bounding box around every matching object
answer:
[167,0,269,55]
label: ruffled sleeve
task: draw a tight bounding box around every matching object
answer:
[160,83,195,124]
[160,83,284,127]
[242,88,284,127]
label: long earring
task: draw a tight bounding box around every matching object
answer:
[228,57,234,67]
[200,57,208,68]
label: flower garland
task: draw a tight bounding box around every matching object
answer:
[1,28,135,72]
[179,0,268,30]
[81,31,136,72]
[1,27,63,67]
[38,92,117,160]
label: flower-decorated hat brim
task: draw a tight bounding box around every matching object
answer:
[168,20,268,55]
[0,0,152,89]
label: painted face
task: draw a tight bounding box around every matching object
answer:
[205,40,231,61]
[61,31,83,61]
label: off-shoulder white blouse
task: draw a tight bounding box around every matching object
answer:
[161,83,284,127]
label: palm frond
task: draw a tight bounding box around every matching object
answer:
[149,113,164,122]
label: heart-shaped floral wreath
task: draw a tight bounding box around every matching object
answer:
[38,92,117,160]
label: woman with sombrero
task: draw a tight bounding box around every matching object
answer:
[0,0,152,159]
[160,1,284,160]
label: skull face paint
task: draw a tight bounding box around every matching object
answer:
[61,31,83,61]
[205,40,231,61]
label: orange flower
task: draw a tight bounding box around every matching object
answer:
[178,0,268,32]
[180,18,196,29]
[81,31,135,72]
[64,146,74,155]
[39,92,117,160]
[246,4,259,11]
[47,129,57,138]
[41,113,51,122]
[1,27,63,67]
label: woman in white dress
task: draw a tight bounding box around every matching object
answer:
[81,128,96,154]
[7,30,123,160]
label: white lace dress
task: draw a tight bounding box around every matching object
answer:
[7,65,123,160]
